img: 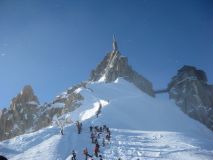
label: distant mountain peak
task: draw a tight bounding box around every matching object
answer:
[10,85,39,111]
[90,36,154,97]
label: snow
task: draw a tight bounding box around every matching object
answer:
[27,101,39,106]
[24,114,28,120]
[98,74,106,82]
[20,108,23,113]
[50,103,65,109]
[7,114,13,120]
[0,78,213,160]
[74,87,82,94]
[175,76,197,86]
[13,124,19,130]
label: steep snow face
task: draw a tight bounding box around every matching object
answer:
[1,78,213,160]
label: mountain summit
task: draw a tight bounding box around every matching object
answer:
[90,36,154,97]
[10,85,39,111]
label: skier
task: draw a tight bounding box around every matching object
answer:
[71,150,76,160]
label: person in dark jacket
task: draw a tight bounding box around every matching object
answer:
[90,126,93,132]
[76,121,82,134]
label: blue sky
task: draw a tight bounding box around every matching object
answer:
[0,0,213,108]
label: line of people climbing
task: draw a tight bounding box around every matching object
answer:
[70,124,111,160]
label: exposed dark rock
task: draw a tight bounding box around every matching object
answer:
[0,84,84,141]
[90,37,154,97]
[168,65,213,130]
[0,85,40,140]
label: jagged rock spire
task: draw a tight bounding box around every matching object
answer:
[112,34,118,52]
[90,36,155,97]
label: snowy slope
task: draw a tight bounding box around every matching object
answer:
[1,78,213,160]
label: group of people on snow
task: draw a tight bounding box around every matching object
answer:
[71,124,111,160]
[90,125,111,147]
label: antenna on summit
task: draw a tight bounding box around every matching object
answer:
[112,34,118,52]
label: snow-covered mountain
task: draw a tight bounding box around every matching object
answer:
[1,78,213,160]
[0,37,213,159]
[0,37,154,141]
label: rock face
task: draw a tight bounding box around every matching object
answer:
[90,37,154,97]
[0,85,39,140]
[168,65,213,130]
[0,84,83,141]
[10,85,40,110]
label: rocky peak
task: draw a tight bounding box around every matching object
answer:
[169,66,207,89]
[0,83,83,141]
[10,85,39,111]
[168,65,213,130]
[90,36,154,97]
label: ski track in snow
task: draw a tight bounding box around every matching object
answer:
[1,78,213,160]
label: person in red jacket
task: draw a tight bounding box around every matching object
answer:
[94,146,99,157]
[94,142,100,157]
